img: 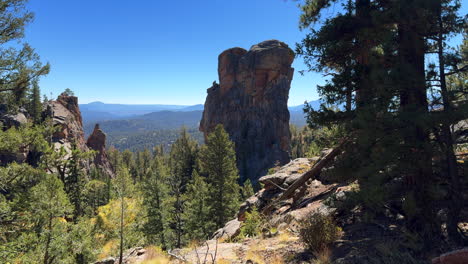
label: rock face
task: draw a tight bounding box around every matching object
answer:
[200,40,294,183]
[86,124,114,177]
[45,93,113,177]
[46,93,87,151]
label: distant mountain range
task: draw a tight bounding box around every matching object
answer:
[79,101,319,123]
[80,100,321,151]
[79,101,205,122]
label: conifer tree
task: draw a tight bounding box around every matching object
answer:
[183,170,213,242]
[28,79,42,124]
[241,179,255,200]
[426,0,466,243]
[0,0,49,107]
[142,155,168,248]
[199,124,240,229]
[166,128,197,248]
[29,174,73,264]
[296,0,467,245]
[113,166,134,264]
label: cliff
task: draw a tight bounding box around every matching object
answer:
[200,40,295,183]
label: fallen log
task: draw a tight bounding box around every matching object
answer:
[263,137,349,213]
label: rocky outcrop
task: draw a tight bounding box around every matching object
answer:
[0,105,29,165]
[213,157,339,241]
[45,93,113,177]
[46,93,87,151]
[200,40,294,183]
[0,105,28,130]
[86,124,114,177]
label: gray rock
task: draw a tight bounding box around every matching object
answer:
[0,112,27,129]
[95,257,115,264]
[259,158,314,190]
[213,218,241,240]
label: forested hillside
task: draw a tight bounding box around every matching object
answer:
[82,109,309,152]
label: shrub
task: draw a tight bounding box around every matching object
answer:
[299,213,341,252]
[240,207,263,237]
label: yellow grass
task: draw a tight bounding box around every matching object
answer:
[140,245,171,264]
[313,247,332,264]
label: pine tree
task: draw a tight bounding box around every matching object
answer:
[296,0,466,245]
[166,128,197,248]
[28,79,42,124]
[426,0,466,244]
[29,174,73,264]
[241,179,255,200]
[199,124,240,229]
[183,170,213,242]
[113,166,134,264]
[0,0,49,107]
[142,155,168,248]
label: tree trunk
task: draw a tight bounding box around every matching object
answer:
[44,216,52,264]
[119,195,124,264]
[355,0,372,108]
[436,3,463,244]
[398,0,436,243]
[263,137,349,213]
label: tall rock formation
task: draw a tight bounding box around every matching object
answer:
[200,40,294,183]
[86,124,114,177]
[45,93,114,177]
[46,93,87,151]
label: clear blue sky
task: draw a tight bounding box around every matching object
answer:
[25,0,466,106]
[25,0,323,106]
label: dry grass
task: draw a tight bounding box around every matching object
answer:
[277,230,295,244]
[216,258,231,264]
[245,242,266,264]
[140,245,171,264]
[269,254,285,264]
[313,246,332,264]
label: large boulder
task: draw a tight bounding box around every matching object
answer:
[432,248,468,264]
[0,104,28,130]
[200,40,294,183]
[213,219,242,241]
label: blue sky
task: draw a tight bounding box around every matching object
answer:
[25,0,466,106]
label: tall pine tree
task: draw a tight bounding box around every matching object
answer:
[166,128,197,248]
[199,124,240,229]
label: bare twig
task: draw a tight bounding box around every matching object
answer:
[168,249,187,263]
[203,241,209,264]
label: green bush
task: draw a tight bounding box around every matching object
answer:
[299,213,341,251]
[240,208,263,238]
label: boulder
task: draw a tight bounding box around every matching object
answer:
[432,248,468,264]
[213,218,242,240]
[0,105,28,130]
[200,40,295,183]
[94,257,115,264]
[259,158,315,190]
